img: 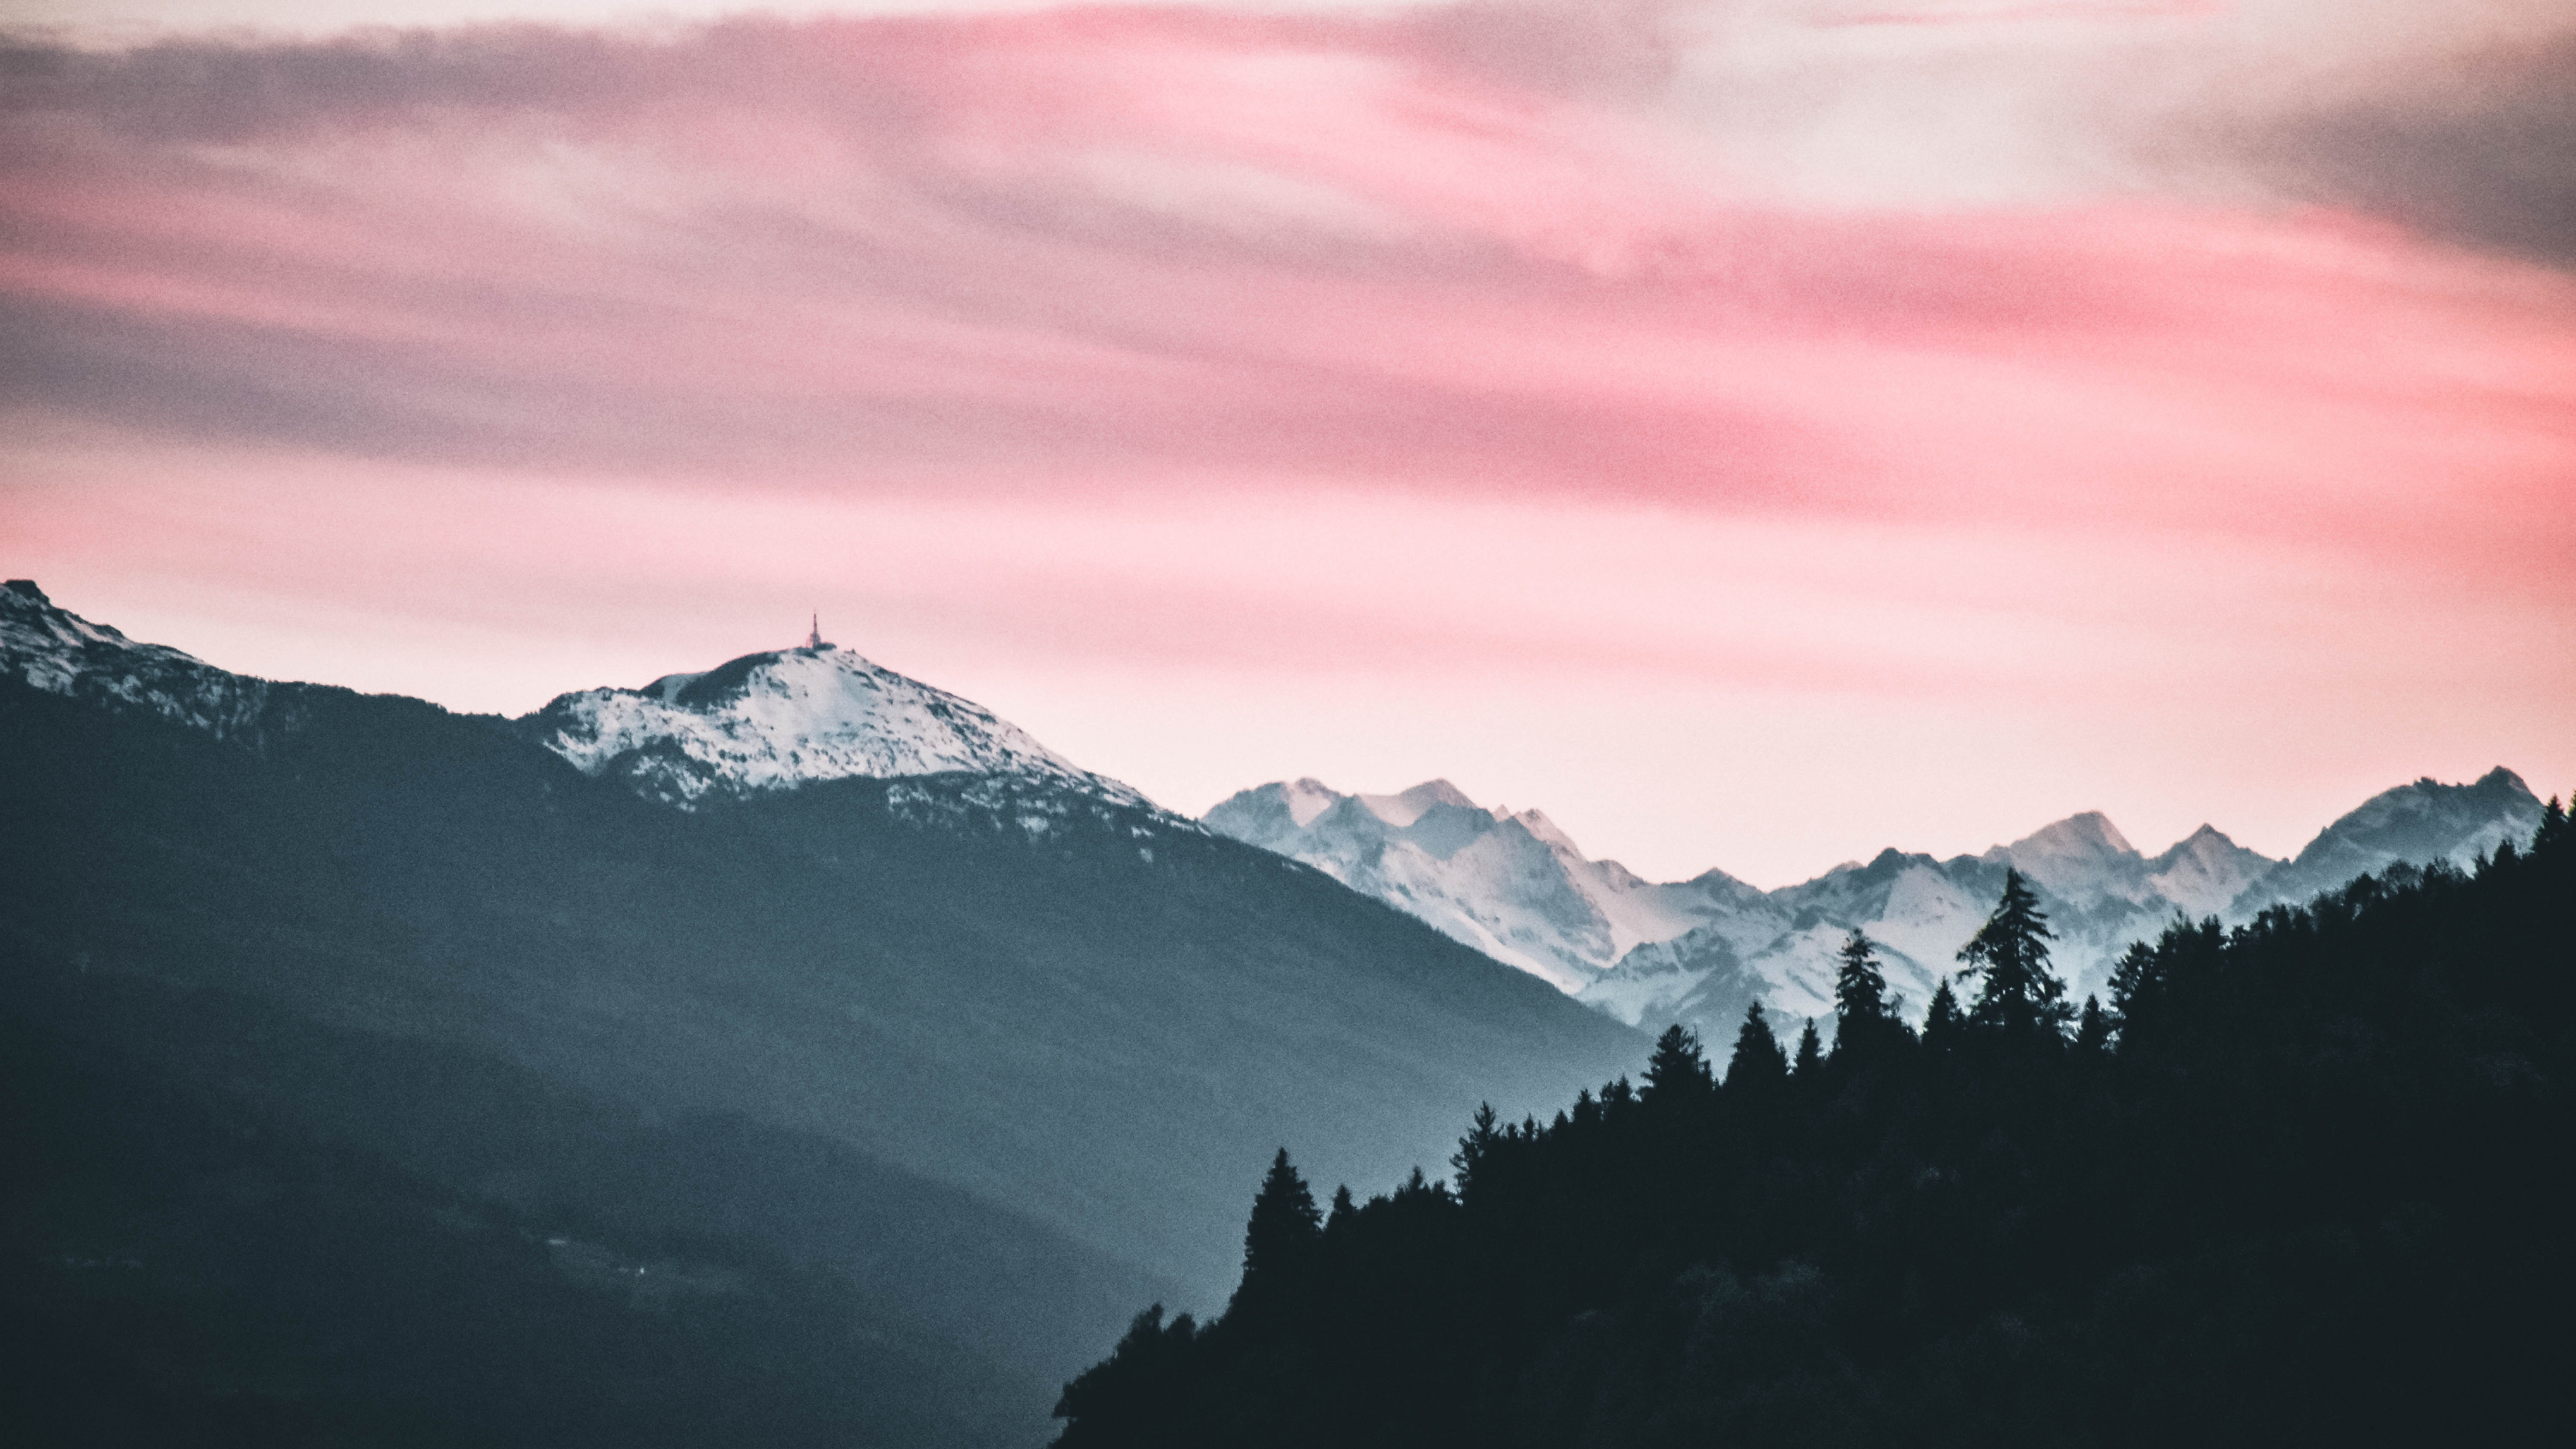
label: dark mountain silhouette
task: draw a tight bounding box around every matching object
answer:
[1,582,1643,1445]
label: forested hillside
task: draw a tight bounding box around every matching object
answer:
[1,586,1640,1446]
[1058,803,2575,1447]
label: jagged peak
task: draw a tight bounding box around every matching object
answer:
[2374,767,2534,804]
[1275,777,1345,826]
[1404,778,1477,808]
[1992,810,2137,863]
[2,581,203,670]
[1592,858,1646,890]
[1505,806,1585,856]
[2145,823,2247,869]
[0,582,278,741]
[1355,778,1478,827]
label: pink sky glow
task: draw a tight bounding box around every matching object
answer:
[3,1,2573,884]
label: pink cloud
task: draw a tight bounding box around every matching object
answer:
[1,7,2571,880]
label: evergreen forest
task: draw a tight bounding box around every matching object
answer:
[1055,803,2576,1447]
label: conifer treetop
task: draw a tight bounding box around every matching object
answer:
[1957,868,2073,1039]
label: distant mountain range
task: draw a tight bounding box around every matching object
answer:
[1,582,1642,1446]
[1205,780,1767,994]
[1207,769,2546,1044]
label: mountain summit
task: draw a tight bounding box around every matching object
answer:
[1,578,276,738]
[522,643,1148,812]
[2233,768,2542,914]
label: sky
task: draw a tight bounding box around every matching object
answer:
[3,0,2571,886]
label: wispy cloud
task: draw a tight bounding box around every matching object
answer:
[1,2,2569,879]
[4,7,2567,492]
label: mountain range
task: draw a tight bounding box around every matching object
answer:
[6,577,2550,1444]
[1,582,1644,1446]
[1207,768,2545,1044]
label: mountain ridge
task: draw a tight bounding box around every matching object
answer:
[3,582,1648,1442]
[1208,769,2546,1045]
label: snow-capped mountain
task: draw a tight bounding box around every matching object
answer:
[2,580,1171,839]
[3,582,1648,1397]
[1203,778,1764,992]
[1214,767,2548,1046]
[1,578,279,738]
[1590,775,2538,1040]
[2147,824,2281,918]
[1201,776,2279,1014]
[1574,818,2266,1042]
[2229,769,2543,915]
[521,639,1154,816]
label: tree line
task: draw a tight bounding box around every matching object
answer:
[1055,800,2574,1446]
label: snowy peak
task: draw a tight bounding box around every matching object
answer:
[2241,768,2542,913]
[2144,824,2277,920]
[5,578,181,689]
[1982,810,2146,903]
[0,580,277,739]
[523,643,1148,811]
[1281,777,1342,827]
[1354,779,1477,827]
[1996,810,2136,865]
[1201,777,1761,993]
[1505,806,1585,857]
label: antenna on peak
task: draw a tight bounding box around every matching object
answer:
[808,612,824,650]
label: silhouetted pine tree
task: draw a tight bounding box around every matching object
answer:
[1957,868,2073,1040]
[1726,1004,1789,1090]
[1641,1025,1715,1102]
[1831,928,1909,1059]
[1923,977,1966,1052]
[1833,929,1890,1026]
[2106,940,2157,1026]
[1792,1018,1823,1077]
[1230,1149,1321,1322]
[1452,1103,1501,1198]
[1569,1087,1600,1128]
[2074,994,2110,1053]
